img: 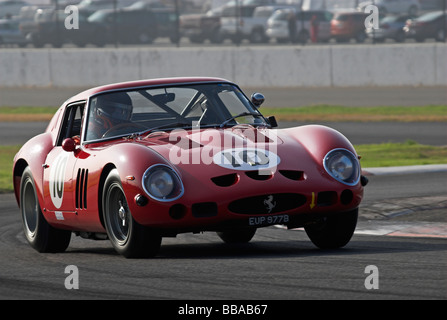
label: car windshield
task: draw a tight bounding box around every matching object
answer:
[87,10,110,22]
[84,83,268,142]
[416,10,444,22]
[381,16,398,24]
[334,14,349,21]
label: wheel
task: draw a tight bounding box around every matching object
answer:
[415,36,425,42]
[296,30,309,44]
[52,39,62,48]
[217,228,256,244]
[394,30,405,43]
[103,169,161,258]
[209,27,223,44]
[189,35,205,44]
[30,34,44,48]
[137,32,153,44]
[250,29,267,43]
[355,32,366,43]
[304,209,358,249]
[20,167,71,253]
[335,37,348,43]
[73,41,86,48]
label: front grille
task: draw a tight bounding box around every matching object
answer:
[279,170,304,181]
[211,173,239,187]
[228,193,306,215]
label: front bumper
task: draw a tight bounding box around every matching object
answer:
[126,170,364,235]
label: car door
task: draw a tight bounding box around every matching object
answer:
[43,103,85,225]
[0,21,17,43]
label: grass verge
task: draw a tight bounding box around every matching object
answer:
[356,140,447,168]
[0,145,20,193]
[1,141,446,193]
[1,105,447,122]
[0,106,58,122]
[261,105,447,122]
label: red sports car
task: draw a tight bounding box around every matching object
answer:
[13,77,367,258]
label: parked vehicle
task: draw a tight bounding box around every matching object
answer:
[0,0,28,19]
[77,0,137,14]
[403,10,447,41]
[266,8,332,43]
[179,11,222,43]
[330,11,368,43]
[88,7,178,44]
[219,4,291,43]
[126,0,169,10]
[358,0,420,16]
[19,8,101,47]
[366,14,413,42]
[180,0,280,44]
[0,18,28,46]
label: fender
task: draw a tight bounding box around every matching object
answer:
[13,106,63,207]
[13,133,55,208]
[80,141,173,226]
[284,125,358,165]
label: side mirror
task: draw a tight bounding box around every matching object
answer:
[267,115,278,128]
[62,137,77,152]
[251,92,265,107]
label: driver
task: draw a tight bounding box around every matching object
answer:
[87,92,133,140]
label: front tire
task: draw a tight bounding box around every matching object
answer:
[103,169,161,258]
[304,209,358,249]
[20,167,71,253]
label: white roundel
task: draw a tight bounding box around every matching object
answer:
[213,148,280,171]
[49,152,69,209]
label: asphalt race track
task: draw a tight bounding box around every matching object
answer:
[0,169,446,300]
[0,86,446,300]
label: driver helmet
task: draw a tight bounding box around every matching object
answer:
[93,91,133,129]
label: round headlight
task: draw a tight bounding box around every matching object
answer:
[142,165,184,201]
[323,149,360,186]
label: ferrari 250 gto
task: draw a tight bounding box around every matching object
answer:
[13,77,367,258]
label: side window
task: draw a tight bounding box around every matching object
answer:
[57,103,85,146]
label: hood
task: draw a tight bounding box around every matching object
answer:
[135,126,314,178]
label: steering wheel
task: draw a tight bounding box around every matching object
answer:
[102,122,147,138]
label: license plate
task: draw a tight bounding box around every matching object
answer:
[248,214,289,227]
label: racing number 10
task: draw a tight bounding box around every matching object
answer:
[222,149,269,168]
[53,155,67,198]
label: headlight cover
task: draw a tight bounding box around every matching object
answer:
[323,148,360,186]
[142,164,184,202]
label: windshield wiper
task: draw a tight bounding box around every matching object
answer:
[219,112,263,128]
